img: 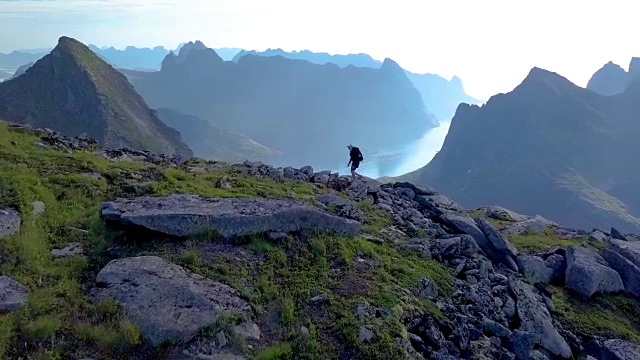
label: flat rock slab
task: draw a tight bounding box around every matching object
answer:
[92,256,252,346]
[0,208,20,239]
[0,275,29,313]
[101,195,361,239]
[565,246,624,298]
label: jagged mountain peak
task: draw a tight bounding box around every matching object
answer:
[0,36,191,156]
[514,66,580,95]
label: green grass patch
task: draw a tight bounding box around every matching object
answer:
[551,286,640,344]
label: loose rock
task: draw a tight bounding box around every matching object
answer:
[51,242,84,258]
[0,208,20,239]
[0,276,29,313]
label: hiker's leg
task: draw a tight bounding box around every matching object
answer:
[351,162,360,180]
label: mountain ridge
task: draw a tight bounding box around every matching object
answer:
[404,65,640,233]
[233,48,482,120]
[121,43,438,171]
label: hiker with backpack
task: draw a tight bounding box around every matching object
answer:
[346,144,379,204]
[347,144,364,182]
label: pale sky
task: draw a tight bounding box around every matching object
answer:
[0,0,638,100]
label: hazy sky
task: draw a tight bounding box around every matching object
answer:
[1,0,638,100]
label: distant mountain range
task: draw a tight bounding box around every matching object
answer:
[1,44,481,122]
[233,48,481,120]
[0,45,241,74]
[402,65,640,233]
[120,41,438,171]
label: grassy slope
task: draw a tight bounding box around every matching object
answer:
[0,122,451,359]
[1,120,639,359]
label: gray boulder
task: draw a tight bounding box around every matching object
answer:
[485,206,528,222]
[440,213,519,271]
[51,242,84,258]
[92,256,252,346]
[474,217,518,257]
[589,230,610,243]
[0,208,20,239]
[517,256,552,284]
[101,195,361,239]
[601,249,640,297]
[610,227,628,241]
[609,239,640,268]
[508,279,572,358]
[316,193,365,222]
[0,276,29,313]
[431,235,480,259]
[565,246,624,297]
[544,254,567,283]
[602,338,640,360]
[502,216,554,237]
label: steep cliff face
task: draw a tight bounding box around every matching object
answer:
[407,67,640,233]
[0,37,191,156]
[122,43,437,170]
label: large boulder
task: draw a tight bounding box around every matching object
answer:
[0,208,20,239]
[516,255,553,284]
[91,256,252,346]
[565,246,624,297]
[501,216,556,237]
[101,195,361,239]
[601,249,640,297]
[508,279,572,358]
[608,239,640,268]
[440,213,518,270]
[474,217,518,257]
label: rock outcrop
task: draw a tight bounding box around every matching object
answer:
[101,194,362,239]
[565,246,624,297]
[91,256,252,346]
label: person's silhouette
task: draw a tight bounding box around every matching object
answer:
[347,144,363,181]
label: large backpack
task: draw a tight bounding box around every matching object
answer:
[352,147,364,162]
